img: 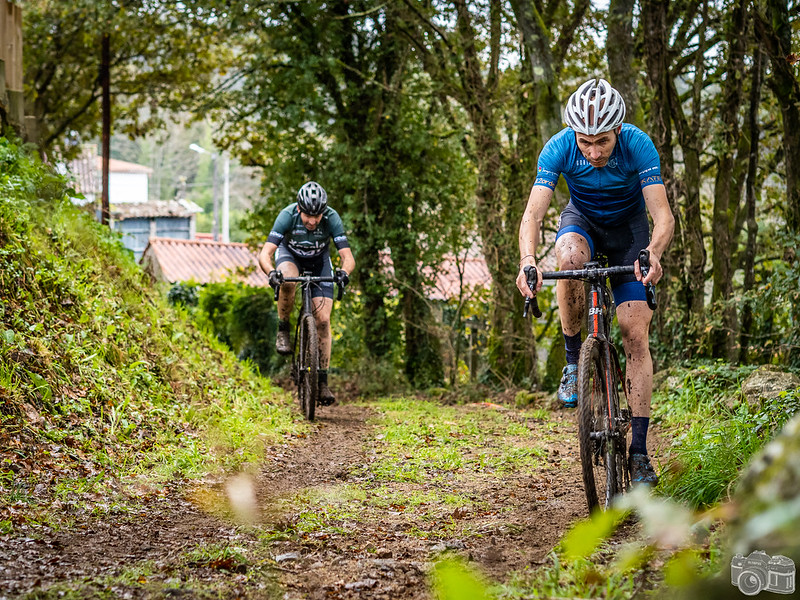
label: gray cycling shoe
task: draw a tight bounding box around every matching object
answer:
[276,330,292,355]
[629,453,659,486]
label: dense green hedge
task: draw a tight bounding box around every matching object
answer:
[169,281,283,375]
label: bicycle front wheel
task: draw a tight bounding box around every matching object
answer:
[298,314,319,421]
[577,337,624,512]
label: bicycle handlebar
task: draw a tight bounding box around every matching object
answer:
[523,249,657,318]
[272,275,345,302]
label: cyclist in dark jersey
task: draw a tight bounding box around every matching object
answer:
[258,181,355,404]
[515,79,674,485]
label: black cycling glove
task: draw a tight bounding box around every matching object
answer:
[334,269,349,288]
[268,270,284,288]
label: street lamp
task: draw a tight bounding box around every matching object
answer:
[189,143,230,243]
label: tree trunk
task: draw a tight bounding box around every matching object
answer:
[754,0,800,235]
[453,0,536,384]
[509,0,563,140]
[100,32,111,226]
[710,0,747,361]
[354,235,394,359]
[666,0,708,354]
[640,0,678,353]
[607,0,642,126]
[739,50,764,363]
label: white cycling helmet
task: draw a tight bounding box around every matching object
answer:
[564,78,626,135]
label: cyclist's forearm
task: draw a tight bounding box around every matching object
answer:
[258,242,278,274]
[643,184,674,260]
[648,221,674,261]
[518,186,553,265]
[338,247,355,275]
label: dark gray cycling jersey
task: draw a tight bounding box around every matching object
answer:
[267,202,350,259]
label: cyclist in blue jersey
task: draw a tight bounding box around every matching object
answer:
[258,181,355,404]
[515,79,674,485]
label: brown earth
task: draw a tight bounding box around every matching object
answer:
[0,395,640,599]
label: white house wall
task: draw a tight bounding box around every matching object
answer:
[110,172,148,204]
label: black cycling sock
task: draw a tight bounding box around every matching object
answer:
[278,320,290,332]
[564,332,582,365]
[318,370,327,385]
[630,417,649,455]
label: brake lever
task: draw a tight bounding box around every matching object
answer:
[638,249,657,311]
[522,265,542,318]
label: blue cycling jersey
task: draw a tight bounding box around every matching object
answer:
[534,124,663,226]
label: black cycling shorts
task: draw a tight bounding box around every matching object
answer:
[275,244,334,299]
[556,202,651,305]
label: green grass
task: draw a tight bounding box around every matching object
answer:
[366,398,547,484]
[654,364,800,508]
[497,550,638,600]
[184,543,249,567]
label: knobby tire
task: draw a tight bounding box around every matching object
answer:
[577,337,625,512]
[298,314,319,421]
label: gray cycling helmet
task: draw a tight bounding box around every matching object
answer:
[296,181,328,215]
[564,78,626,135]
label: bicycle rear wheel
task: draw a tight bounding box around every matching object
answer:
[577,337,624,512]
[297,314,319,421]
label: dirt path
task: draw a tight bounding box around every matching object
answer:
[0,398,588,599]
[256,401,586,599]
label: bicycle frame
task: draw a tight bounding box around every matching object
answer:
[273,273,343,312]
[523,250,656,510]
[274,271,341,358]
[273,273,343,420]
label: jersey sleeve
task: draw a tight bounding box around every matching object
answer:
[326,209,350,250]
[533,133,566,190]
[629,130,663,189]
[267,204,294,245]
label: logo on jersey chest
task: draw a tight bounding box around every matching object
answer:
[576,157,619,168]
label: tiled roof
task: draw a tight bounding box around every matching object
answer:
[112,200,203,219]
[62,146,152,198]
[66,153,99,197]
[428,254,493,301]
[93,155,153,174]
[141,237,269,287]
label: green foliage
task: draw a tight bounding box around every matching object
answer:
[24,0,231,157]
[193,281,283,375]
[655,363,756,422]
[655,364,800,508]
[167,282,198,307]
[562,508,629,561]
[499,548,637,600]
[433,558,491,600]
[329,288,409,395]
[208,1,476,386]
[0,138,300,532]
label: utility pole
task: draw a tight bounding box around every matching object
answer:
[222,153,230,243]
[100,32,111,226]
